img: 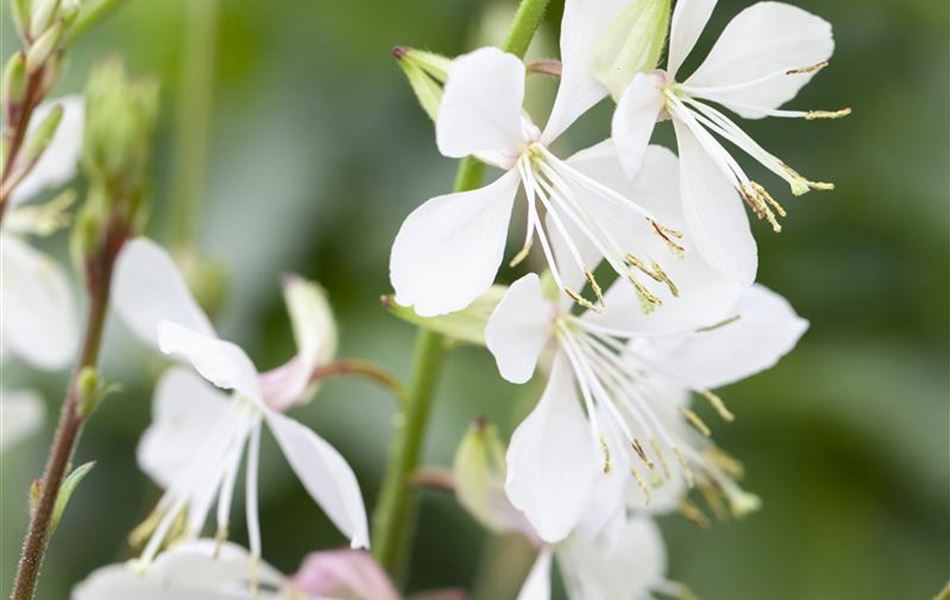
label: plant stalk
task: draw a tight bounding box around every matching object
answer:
[370,0,551,583]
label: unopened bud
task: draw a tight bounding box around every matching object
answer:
[22,102,63,164]
[593,0,671,99]
[29,0,60,40]
[12,0,32,41]
[59,0,81,28]
[394,47,451,123]
[2,53,28,117]
[26,20,63,73]
[75,366,99,418]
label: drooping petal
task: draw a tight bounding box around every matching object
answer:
[11,96,85,207]
[667,0,718,78]
[685,2,834,118]
[558,515,666,599]
[611,72,664,178]
[390,169,520,317]
[137,367,230,489]
[541,0,632,144]
[674,120,757,285]
[506,355,598,544]
[436,47,527,159]
[515,550,553,600]
[641,284,808,389]
[157,321,262,404]
[265,410,369,549]
[113,237,216,349]
[0,389,45,451]
[0,235,78,370]
[485,274,554,384]
[567,141,743,334]
[291,550,400,600]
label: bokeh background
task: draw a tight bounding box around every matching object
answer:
[2,0,947,598]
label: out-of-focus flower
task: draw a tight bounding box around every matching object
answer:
[484,144,807,543]
[111,238,367,568]
[390,47,682,318]
[0,389,45,451]
[580,0,848,284]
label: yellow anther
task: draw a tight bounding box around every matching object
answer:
[585,268,606,308]
[680,406,712,437]
[697,481,730,520]
[651,438,670,479]
[565,287,602,313]
[677,498,710,528]
[672,446,695,488]
[599,434,612,474]
[625,254,679,297]
[630,277,662,314]
[700,390,735,422]
[631,438,655,471]
[786,61,828,75]
[649,218,686,256]
[805,108,851,120]
[704,446,745,478]
[630,467,652,506]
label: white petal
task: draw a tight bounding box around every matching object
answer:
[641,284,808,389]
[436,47,527,158]
[505,355,598,543]
[515,550,553,600]
[113,238,216,349]
[137,367,230,489]
[611,72,664,178]
[558,515,666,599]
[686,2,834,118]
[541,0,632,144]
[157,321,262,404]
[485,274,554,384]
[265,410,369,549]
[566,142,744,334]
[390,169,520,317]
[674,120,757,285]
[11,96,84,207]
[668,0,718,78]
[0,389,45,450]
[0,235,77,369]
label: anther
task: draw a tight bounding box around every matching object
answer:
[630,467,652,506]
[697,481,730,520]
[565,287,603,313]
[599,434,611,474]
[805,108,852,120]
[704,446,745,478]
[786,61,828,75]
[700,390,735,422]
[631,438,655,470]
[680,406,712,437]
[651,438,670,479]
[649,219,686,256]
[629,277,662,314]
[584,268,606,308]
[672,446,695,487]
[677,498,710,528]
[695,315,741,333]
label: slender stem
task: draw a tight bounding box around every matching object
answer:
[10,229,125,600]
[370,0,551,582]
[0,68,46,226]
[169,0,219,252]
[309,359,407,404]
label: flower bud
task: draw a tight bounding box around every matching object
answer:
[29,0,60,40]
[26,19,63,73]
[22,102,63,165]
[12,0,32,41]
[2,53,28,118]
[393,46,450,123]
[593,0,671,100]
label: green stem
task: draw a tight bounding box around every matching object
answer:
[169,0,219,252]
[66,0,131,44]
[370,0,551,583]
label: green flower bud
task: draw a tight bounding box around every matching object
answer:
[393,46,450,123]
[12,0,32,42]
[452,418,520,533]
[29,0,60,40]
[25,19,63,73]
[22,102,63,164]
[75,366,99,418]
[2,53,28,115]
[593,0,671,100]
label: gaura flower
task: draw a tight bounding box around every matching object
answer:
[390,46,684,318]
[484,144,808,542]
[451,419,682,600]
[111,238,368,568]
[602,0,848,283]
[1,96,83,371]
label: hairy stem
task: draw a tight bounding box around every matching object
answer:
[370,0,551,583]
[10,228,126,600]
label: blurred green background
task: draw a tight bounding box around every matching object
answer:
[2,0,947,598]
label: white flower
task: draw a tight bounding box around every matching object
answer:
[484,144,808,543]
[111,238,368,568]
[600,0,847,284]
[72,540,298,599]
[1,96,84,371]
[390,46,684,318]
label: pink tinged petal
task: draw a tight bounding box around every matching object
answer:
[667,0,718,78]
[11,96,84,207]
[541,0,633,144]
[390,169,520,317]
[265,410,369,549]
[137,367,230,489]
[611,72,664,178]
[642,284,808,390]
[0,389,45,451]
[291,550,399,600]
[505,355,599,544]
[685,2,834,118]
[485,274,554,384]
[113,237,216,349]
[674,120,757,285]
[436,47,528,158]
[515,549,553,600]
[1,235,78,370]
[568,142,744,334]
[259,356,310,413]
[157,321,262,404]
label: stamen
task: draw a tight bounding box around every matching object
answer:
[704,446,745,478]
[740,182,784,232]
[630,467,652,506]
[649,219,686,256]
[695,315,741,333]
[783,164,835,193]
[786,61,828,75]
[628,276,663,314]
[624,254,679,297]
[631,438,655,471]
[672,446,695,487]
[599,434,611,474]
[677,498,710,528]
[697,481,730,520]
[680,407,712,437]
[651,438,671,480]
[565,287,603,312]
[701,390,735,422]
[805,108,852,120]
[585,269,606,308]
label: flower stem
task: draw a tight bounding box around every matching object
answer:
[370,0,551,583]
[310,359,408,404]
[10,229,126,600]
